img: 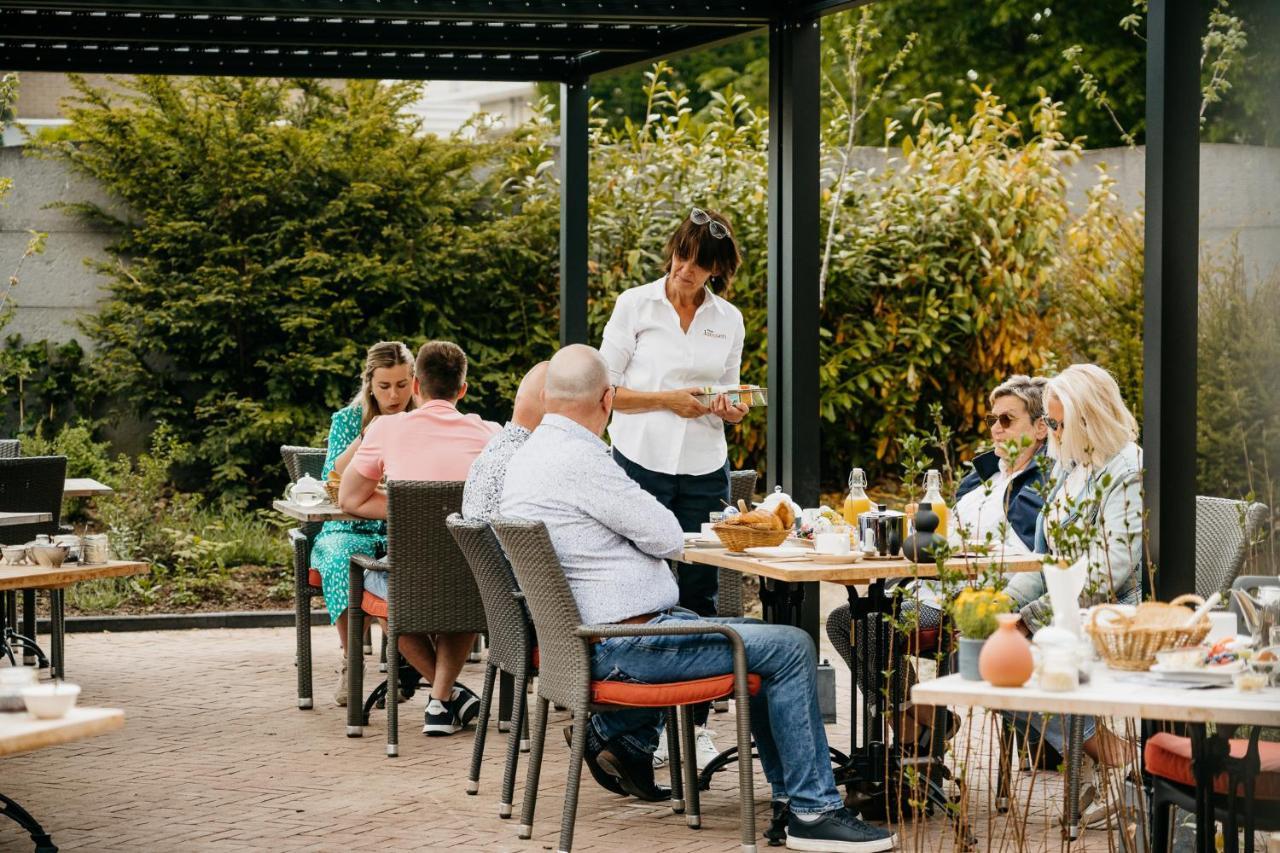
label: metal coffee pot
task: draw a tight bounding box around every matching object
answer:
[1232,584,1280,646]
[858,504,906,557]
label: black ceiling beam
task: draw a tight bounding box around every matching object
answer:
[574,23,762,78]
[0,1,776,25]
[782,0,873,19]
[0,41,568,81]
[0,10,757,54]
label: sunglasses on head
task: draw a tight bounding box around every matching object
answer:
[984,413,1022,429]
[1042,415,1063,432]
[690,207,729,240]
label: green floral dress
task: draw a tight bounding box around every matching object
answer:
[310,404,386,623]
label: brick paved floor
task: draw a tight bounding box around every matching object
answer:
[1,590,1140,852]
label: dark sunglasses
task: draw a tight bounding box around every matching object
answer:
[983,413,1023,429]
[690,207,729,239]
[1042,415,1063,432]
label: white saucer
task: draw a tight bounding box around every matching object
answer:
[744,546,811,559]
[809,552,862,564]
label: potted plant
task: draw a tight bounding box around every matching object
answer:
[950,587,1014,680]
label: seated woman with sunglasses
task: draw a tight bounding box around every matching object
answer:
[1000,363,1142,828]
[825,375,1051,749]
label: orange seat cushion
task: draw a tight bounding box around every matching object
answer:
[361,590,387,619]
[591,673,762,708]
[307,568,322,589]
[1145,732,1280,801]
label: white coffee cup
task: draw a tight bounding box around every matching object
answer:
[700,522,717,540]
[814,532,850,556]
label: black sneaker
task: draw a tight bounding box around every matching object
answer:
[764,800,788,846]
[423,698,461,736]
[595,736,671,802]
[447,683,480,729]
[565,724,627,797]
[785,807,896,852]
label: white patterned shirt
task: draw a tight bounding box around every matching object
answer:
[462,422,531,521]
[600,277,745,476]
[500,413,683,625]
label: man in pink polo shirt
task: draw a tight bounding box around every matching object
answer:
[340,340,500,736]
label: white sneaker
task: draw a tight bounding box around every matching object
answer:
[652,728,669,769]
[694,727,720,771]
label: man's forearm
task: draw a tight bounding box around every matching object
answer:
[342,490,387,520]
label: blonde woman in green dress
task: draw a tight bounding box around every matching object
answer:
[311,340,416,705]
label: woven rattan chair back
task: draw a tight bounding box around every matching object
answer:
[385,480,485,636]
[716,469,758,618]
[491,517,592,711]
[0,456,66,544]
[447,514,533,674]
[0,440,19,459]
[280,444,326,482]
[1195,496,1270,599]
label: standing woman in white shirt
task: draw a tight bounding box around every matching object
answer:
[601,207,749,610]
[600,208,750,763]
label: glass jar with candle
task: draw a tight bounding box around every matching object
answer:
[1039,647,1079,692]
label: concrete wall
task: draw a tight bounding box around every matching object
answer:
[0,146,123,346]
[2,143,1277,347]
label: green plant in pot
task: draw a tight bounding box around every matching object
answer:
[950,587,1014,681]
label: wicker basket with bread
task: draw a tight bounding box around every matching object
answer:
[713,500,795,551]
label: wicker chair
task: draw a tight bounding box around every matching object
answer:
[0,440,18,459]
[1195,496,1270,600]
[491,517,758,853]
[715,469,758,619]
[0,456,67,672]
[280,445,327,710]
[447,514,536,818]
[346,480,486,757]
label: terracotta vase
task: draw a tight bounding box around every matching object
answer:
[979,613,1034,687]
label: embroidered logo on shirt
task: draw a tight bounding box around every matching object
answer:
[703,329,727,340]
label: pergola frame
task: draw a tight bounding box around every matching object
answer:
[0,0,1201,607]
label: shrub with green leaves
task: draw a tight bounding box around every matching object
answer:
[42,76,558,499]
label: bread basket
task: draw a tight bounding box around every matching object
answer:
[1085,593,1211,671]
[712,523,790,552]
[324,470,341,504]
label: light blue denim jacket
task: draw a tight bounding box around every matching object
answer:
[1004,441,1144,631]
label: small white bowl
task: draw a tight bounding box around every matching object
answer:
[21,683,80,719]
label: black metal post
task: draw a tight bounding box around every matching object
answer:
[1144,0,1202,600]
[766,15,820,506]
[767,15,821,644]
[559,77,590,347]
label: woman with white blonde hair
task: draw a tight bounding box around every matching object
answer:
[1003,362,1143,827]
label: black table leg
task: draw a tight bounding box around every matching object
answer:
[0,790,58,852]
[1189,723,1232,853]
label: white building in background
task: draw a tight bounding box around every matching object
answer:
[404,80,538,136]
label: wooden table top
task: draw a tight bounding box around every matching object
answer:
[911,670,1280,728]
[63,478,114,498]
[0,511,53,528]
[682,545,1043,585]
[0,560,149,592]
[0,707,125,759]
[272,499,365,523]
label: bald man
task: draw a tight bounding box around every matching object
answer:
[461,361,549,521]
[500,346,896,852]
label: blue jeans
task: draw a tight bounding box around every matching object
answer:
[588,610,844,816]
[1001,710,1096,758]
